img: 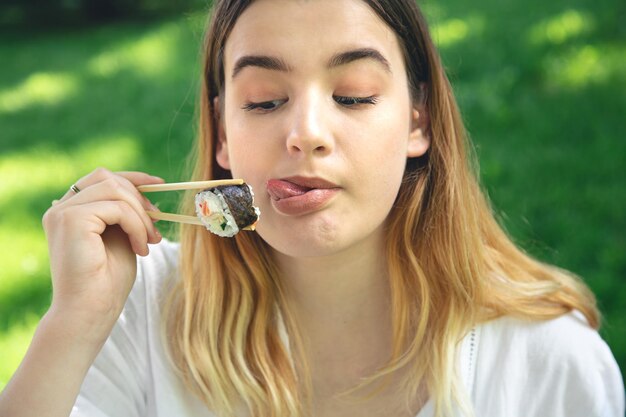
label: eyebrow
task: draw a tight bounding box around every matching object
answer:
[232,55,291,78]
[231,47,391,79]
[327,48,391,73]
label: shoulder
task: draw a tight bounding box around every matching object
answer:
[480,311,619,373]
[472,311,625,417]
[481,311,608,363]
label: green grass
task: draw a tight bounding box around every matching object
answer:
[0,0,624,390]
[429,0,626,374]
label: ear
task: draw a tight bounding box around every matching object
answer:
[407,107,430,158]
[214,96,231,170]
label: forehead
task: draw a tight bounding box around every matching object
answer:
[223,0,405,72]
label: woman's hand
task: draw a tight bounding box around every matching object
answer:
[0,168,165,417]
[42,168,164,341]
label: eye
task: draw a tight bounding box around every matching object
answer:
[242,99,287,113]
[333,95,379,107]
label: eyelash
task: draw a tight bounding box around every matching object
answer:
[241,95,379,112]
[242,99,286,112]
[333,95,379,106]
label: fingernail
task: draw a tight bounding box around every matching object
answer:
[149,203,160,211]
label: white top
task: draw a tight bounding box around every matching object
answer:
[71,239,625,417]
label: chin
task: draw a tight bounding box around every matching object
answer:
[257,214,384,260]
[256,216,350,258]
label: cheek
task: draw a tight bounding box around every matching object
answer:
[350,105,410,174]
[222,118,273,179]
[225,138,259,176]
[348,105,410,206]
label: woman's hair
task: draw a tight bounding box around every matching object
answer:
[164,1,599,416]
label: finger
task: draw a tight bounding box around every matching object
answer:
[77,172,161,213]
[104,175,165,238]
[54,170,164,241]
[55,168,163,206]
[58,178,161,244]
[82,200,152,256]
[116,171,165,187]
[108,172,164,216]
[56,168,118,205]
[48,200,152,256]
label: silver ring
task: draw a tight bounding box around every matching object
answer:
[70,184,81,194]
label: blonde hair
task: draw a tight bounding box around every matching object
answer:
[164,1,599,416]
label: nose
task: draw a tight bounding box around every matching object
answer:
[285,91,333,157]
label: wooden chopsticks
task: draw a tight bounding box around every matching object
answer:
[138,179,255,230]
[137,178,244,193]
[144,210,204,225]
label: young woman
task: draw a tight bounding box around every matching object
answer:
[0,0,623,416]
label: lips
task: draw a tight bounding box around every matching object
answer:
[266,177,340,216]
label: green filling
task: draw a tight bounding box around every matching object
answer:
[220,221,227,231]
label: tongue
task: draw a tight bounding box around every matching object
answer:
[267,179,312,200]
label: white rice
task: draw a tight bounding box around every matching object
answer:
[194,188,239,237]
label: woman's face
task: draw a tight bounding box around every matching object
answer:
[217,0,429,258]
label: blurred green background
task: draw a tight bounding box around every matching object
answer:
[0,0,624,390]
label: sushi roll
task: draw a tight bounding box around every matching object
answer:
[195,184,260,237]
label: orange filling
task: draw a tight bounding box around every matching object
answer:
[199,201,211,217]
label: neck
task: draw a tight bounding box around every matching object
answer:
[273,232,394,395]
[275,233,390,330]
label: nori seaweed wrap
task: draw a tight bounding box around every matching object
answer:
[195,184,260,237]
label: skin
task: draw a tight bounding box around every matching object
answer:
[0,169,164,417]
[216,0,430,415]
[218,0,429,258]
[0,1,430,416]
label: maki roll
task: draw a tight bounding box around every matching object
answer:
[195,184,260,237]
